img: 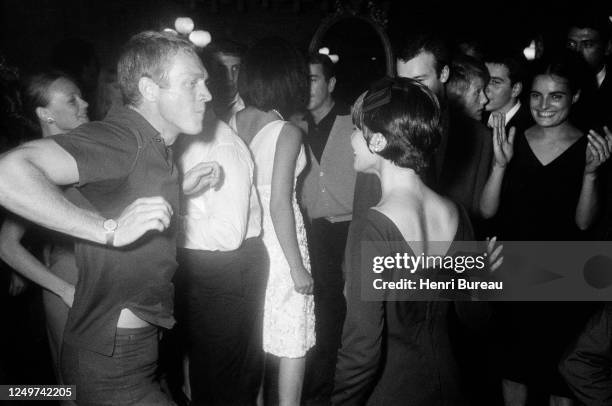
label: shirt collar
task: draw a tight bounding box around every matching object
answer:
[505,100,521,124]
[597,65,606,88]
[487,100,521,128]
[107,106,161,142]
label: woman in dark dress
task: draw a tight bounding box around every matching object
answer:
[333,77,500,406]
[480,53,612,406]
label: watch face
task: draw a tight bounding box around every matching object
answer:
[103,219,118,232]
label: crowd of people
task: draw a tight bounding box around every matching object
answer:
[0,6,611,406]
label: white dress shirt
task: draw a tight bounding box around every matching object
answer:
[487,100,522,128]
[177,116,261,251]
[597,65,606,88]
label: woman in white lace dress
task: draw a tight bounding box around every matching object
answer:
[232,37,315,405]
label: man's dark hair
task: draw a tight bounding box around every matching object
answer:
[485,51,528,86]
[208,39,247,59]
[308,53,335,81]
[395,33,449,76]
[238,37,308,119]
[117,31,197,106]
[568,10,611,43]
[446,55,490,99]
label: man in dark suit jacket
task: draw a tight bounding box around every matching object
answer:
[484,52,534,135]
[560,304,612,405]
[353,34,493,221]
[443,54,493,220]
[566,12,612,239]
[566,11,611,132]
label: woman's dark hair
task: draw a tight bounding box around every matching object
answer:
[21,71,73,125]
[529,51,592,96]
[353,77,441,174]
[238,37,308,118]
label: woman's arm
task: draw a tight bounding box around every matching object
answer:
[480,114,515,219]
[576,129,612,230]
[333,218,385,404]
[0,216,74,306]
[270,123,313,295]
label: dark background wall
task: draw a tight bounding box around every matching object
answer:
[1,0,610,84]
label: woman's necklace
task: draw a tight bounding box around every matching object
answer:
[271,109,284,121]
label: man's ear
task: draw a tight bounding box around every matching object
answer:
[138,77,159,102]
[511,82,522,99]
[572,89,581,104]
[328,76,336,94]
[368,132,387,153]
[439,65,450,84]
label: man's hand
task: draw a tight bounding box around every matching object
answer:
[486,236,504,272]
[112,197,174,247]
[182,161,222,196]
[8,271,28,296]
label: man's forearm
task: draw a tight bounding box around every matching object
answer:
[0,148,106,244]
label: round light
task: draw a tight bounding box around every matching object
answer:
[523,40,536,61]
[175,17,195,35]
[189,30,212,47]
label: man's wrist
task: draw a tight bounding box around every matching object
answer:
[103,218,118,246]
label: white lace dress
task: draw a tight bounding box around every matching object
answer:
[249,119,316,358]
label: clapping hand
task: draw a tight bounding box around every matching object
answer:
[182,161,222,196]
[112,196,174,247]
[486,236,504,272]
[585,126,612,175]
[491,112,516,169]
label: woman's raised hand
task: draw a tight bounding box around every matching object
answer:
[491,112,516,169]
[585,126,612,175]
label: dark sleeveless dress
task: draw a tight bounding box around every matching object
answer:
[333,205,476,405]
[494,131,597,396]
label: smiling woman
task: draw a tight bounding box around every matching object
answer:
[479,51,612,405]
[0,71,89,398]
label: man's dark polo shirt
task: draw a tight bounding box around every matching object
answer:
[51,106,179,356]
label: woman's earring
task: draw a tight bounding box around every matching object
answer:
[369,133,386,153]
[46,117,54,124]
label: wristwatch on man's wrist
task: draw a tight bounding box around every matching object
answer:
[103,218,118,246]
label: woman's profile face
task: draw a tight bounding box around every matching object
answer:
[45,77,89,133]
[529,74,575,129]
[350,125,377,173]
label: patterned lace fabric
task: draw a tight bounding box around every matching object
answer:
[249,119,316,358]
[259,186,315,357]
